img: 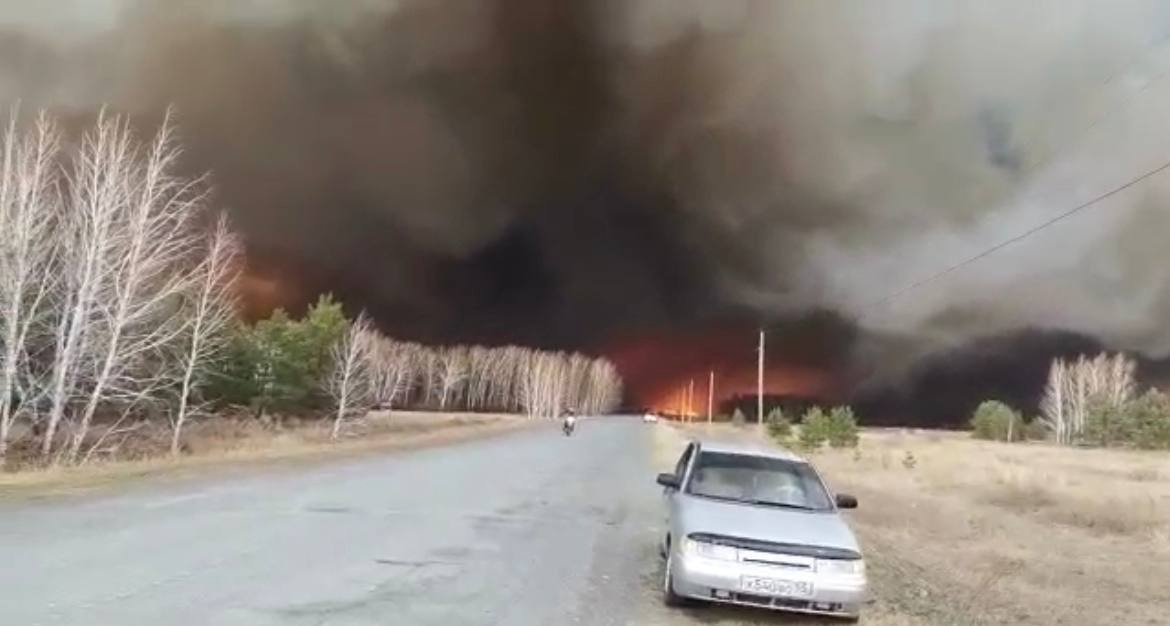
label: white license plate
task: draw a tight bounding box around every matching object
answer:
[740,576,813,597]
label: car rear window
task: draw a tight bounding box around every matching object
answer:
[686,452,833,511]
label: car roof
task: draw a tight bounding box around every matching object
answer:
[691,438,808,463]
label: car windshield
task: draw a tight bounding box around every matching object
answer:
[686,451,833,511]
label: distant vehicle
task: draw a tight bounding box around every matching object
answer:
[643,412,659,423]
[656,439,865,621]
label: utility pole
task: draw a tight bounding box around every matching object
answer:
[688,378,695,422]
[757,329,765,425]
[707,370,714,424]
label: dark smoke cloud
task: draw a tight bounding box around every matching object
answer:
[4,1,1170,414]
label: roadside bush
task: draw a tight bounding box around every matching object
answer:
[766,408,792,442]
[799,407,831,449]
[970,400,1025,442]
[826,406,860,448]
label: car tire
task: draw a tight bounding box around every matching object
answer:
[662,550,688,607]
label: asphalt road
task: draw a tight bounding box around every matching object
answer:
[1,418,696,626]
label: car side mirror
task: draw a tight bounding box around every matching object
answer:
[657,473,681,489]
[835,493,858,509]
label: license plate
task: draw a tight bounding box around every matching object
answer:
[740,576,813,597]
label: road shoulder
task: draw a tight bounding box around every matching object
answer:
[0,413,541,502]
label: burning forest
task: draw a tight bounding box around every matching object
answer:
[4,1,1170,427]
[10,5,1170,625]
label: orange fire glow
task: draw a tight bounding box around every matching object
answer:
[603,324,838,416]
[238,271,301,320]
[642,365,831,416]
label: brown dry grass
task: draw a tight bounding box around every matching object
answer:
[656,424,1170,625]
[0,411,533,500]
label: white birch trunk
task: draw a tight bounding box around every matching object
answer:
[171,215,241,455]
[329,313,373,440]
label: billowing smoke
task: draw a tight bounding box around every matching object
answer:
[4,1,1170,419]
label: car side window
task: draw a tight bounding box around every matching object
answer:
[674,444,694,481]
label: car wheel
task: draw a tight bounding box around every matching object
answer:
[662,549,687,607]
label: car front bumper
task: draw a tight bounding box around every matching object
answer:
[672,550,866,619]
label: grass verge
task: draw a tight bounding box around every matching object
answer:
[0,411,536,500]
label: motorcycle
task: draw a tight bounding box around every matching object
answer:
[562,419,576,436]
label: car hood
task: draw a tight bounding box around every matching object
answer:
[677,494,861,554]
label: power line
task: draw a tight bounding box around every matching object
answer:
[756,41,1170,340]
[861,156,1170,315]
[1026,52,1170,177]
[759,152,1170,338]
[857,39,1170,317]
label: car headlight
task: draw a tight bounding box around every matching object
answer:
[816,558,865,576]
[683,537,739,561]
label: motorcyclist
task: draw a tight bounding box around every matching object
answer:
[562,407,577,435]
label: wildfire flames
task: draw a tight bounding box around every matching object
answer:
[640,365,831,417]
[604,325,837,415]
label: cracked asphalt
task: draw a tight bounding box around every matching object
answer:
[2,418,682,626]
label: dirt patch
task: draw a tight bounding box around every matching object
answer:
[0,411,537,500]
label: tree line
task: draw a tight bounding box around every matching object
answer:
[0,111,622,467]
[324,310,623,438]
[971,352,1170,449]
[210,295,622,440]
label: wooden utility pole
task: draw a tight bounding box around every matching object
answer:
[707,370,714,424]
[688,378,695,422]
[757,329,765,425]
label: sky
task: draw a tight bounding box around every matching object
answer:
[4,0,1170,421]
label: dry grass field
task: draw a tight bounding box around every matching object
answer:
[655,424,1170,625]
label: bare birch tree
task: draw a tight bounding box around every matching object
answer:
[328,313,373,439]
[170,215,241,455]
[368,336,417,411]
[41,113,134,457]
[564,353,591,412]
[1105,353,1136,407]
[0,111,60,462]
[1040,359,1069,444]
[393,342,422,408]
[489,346,526,412]
[437,347,467,410]
[65,113,205,463]
[519,350,542,418]
[419,348,441,408]
[521,350,571,418]
[583,358,621,415]
[1041,352,1136,445]
[464,346,491,411]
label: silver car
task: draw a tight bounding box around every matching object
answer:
[657,439,866,621]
